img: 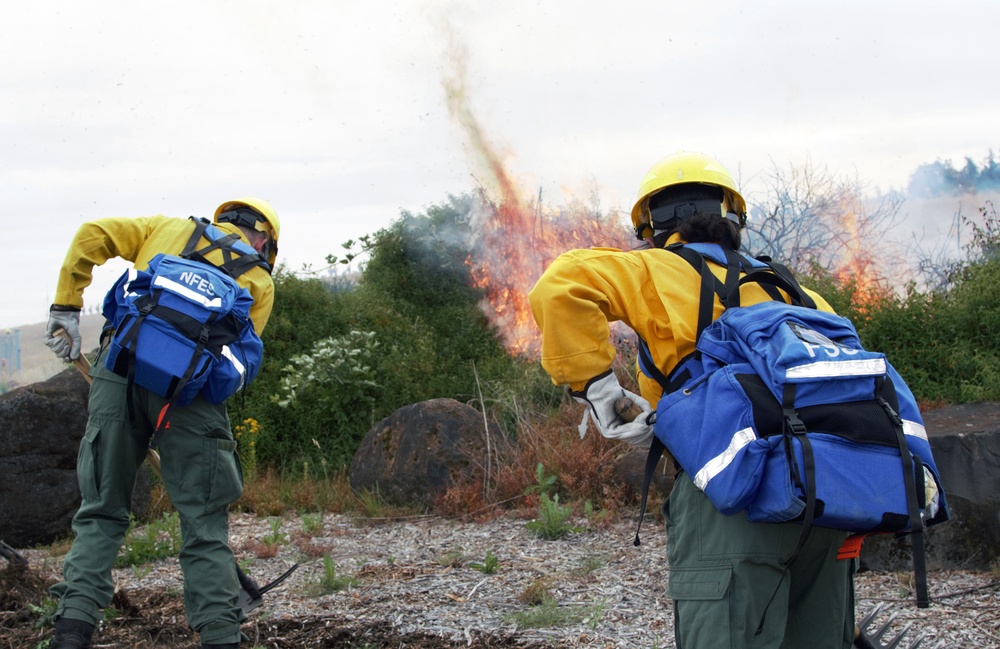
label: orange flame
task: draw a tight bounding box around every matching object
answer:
[830,197,890,314]
[443,43,631,355]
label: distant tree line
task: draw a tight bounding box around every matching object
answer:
[907,151,1000,197]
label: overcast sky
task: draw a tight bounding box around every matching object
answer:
[2,0,998,330]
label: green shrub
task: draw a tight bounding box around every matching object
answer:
[232,196,529,475]
[230,270,353,472]
[272,330,380,468]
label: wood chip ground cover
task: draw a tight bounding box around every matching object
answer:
[3,512,997,648]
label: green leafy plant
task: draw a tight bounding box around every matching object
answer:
[468,550,499,574]
[300,512,323,536]
[525,493,580,540]
[262,517,287,547]
[131,564,153,580]
[523,463,558,498]
[29,597,58,631]
[271,330,381,472]
[274,330,380,409]
[115,512,181,567]
[308,554,357,596]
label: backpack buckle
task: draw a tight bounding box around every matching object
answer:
[783,409,807,435]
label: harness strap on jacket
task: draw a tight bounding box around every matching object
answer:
[182,217,270,278]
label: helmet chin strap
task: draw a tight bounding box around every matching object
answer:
[725,211,746,228]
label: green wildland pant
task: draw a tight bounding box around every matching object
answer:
[665,472,856,649]
[50,345,246,645]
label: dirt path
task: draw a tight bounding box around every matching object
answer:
[4,512,998,648]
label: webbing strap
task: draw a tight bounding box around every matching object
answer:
[878,380,930,608]
[637,339,673,393]
[755,383,816,636]
[118,296,159,437]
[181,217,269,278]
[150,312,219,447]
[669,246,719,338]
[633,437,669,547]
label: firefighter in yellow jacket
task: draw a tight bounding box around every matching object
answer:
[528,154,857,648]
[43,198,279,649]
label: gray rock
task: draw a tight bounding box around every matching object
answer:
[612,446,676,502]
[349,398,501,509]
[0,367,150,548]
[860,402,1000,572]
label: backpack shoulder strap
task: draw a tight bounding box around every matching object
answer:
[636,244,744,392]
[729,256,817,310]
[663,243,741,338]
[181,217,271,278]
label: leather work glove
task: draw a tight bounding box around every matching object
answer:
[44,306,82,361]
[570,370,655,447]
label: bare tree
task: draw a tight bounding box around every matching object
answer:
[742,160,904,278]
[905,206,965,292]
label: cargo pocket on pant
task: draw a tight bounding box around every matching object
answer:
[205,437,243,513]
[78,421,102,501]
[668,566,733,646]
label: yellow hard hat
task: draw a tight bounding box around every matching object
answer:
[214,197,280,266]
[630,152,746,241]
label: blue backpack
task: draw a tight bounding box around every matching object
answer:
[635,243,949,608]
[103,218,269,439]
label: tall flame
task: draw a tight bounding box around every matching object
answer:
[830,196,892,314]
[442,36,631,355]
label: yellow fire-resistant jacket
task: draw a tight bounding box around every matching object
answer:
[54,216,275,334]
[527,236,834,406]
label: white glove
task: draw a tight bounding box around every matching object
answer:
[44,307,82,361]
[570,370,655,447]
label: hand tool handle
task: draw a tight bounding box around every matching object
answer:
[55,329,163,477]
[614,396,645,422]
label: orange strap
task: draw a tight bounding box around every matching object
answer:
[156,404,173,432]
[837,533,870,560]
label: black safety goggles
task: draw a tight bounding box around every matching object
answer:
[218,208,266,231]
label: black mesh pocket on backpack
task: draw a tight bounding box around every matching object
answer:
[736,373,903,447]
[735,374,784,438]
[798,400,899,446]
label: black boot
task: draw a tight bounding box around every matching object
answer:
[51,617,95,649]
[202,644,239,649]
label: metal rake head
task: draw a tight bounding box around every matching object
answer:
[855,602,945,649]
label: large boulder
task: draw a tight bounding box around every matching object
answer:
[0,367,150,548]
[0,368,90,547]
[349,398,502,509]
[612,446,676,501]
[860,401,1000,572]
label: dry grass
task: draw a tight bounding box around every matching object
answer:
[138,401,636,526]
[435,401,637,520]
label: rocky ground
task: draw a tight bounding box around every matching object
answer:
[3,512,998,648]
